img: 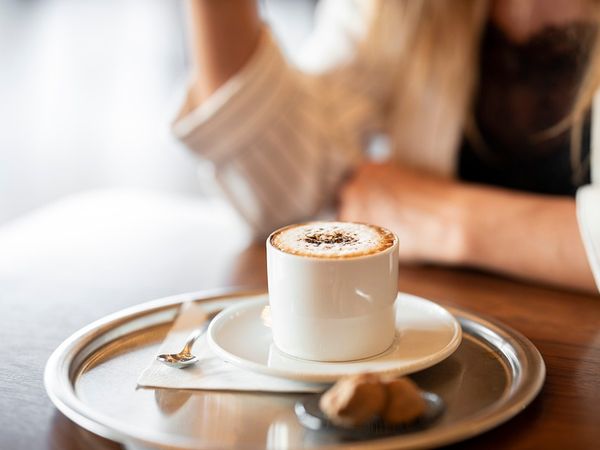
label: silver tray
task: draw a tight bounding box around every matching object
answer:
[44,289,545,450]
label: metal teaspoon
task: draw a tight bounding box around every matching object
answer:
[157,308,223,368]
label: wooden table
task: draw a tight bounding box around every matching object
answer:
[0,190,598,450]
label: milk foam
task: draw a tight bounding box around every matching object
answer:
[271,222,395,258]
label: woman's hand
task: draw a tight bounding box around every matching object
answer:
[338,162,469,264]
[338,162,596,292]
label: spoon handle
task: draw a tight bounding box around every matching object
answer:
[181,308,222,355]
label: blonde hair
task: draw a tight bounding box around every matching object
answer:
[568,18,600,183]
[362,0,600,182]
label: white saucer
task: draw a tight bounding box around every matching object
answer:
[207,293,462,383]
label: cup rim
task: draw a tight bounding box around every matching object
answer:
[266,221,399,261]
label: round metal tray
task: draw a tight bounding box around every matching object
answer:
[44,289,545,450]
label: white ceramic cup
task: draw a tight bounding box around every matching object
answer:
[266,223,399,362]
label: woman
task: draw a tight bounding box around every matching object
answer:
[173,0,600,293]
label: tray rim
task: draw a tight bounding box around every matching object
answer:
[44,289,546,450]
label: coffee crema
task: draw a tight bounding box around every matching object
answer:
[270,222,396,258]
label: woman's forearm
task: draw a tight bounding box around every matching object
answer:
[338,163,597,293]
[462,187,596,293]
[186,0,262,104]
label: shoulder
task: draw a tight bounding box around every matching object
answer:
[294,0,377,73]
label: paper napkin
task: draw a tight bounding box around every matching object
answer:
[137,299,324,393]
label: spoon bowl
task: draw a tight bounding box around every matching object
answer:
[157,352,199,368]
[156,308,223,369]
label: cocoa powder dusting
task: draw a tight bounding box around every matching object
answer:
[303,229,358,247]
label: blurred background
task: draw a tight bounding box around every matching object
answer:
[0,0,316,225]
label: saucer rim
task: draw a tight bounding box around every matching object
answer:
[206,293,462,383]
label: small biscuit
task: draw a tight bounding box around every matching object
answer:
[381,377,426,425]
[319,373,386,428]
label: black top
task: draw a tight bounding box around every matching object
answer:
[458,22,596,196]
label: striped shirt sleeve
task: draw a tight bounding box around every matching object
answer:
[576,185,600,292]
[173,2,385,239]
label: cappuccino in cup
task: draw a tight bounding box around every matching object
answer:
[270,222,396,258]
[267,222,399,362]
